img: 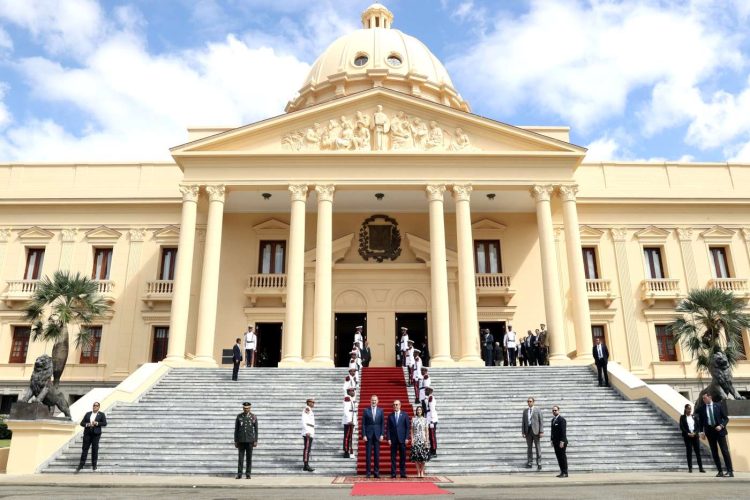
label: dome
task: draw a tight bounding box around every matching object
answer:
[285,4,469,113]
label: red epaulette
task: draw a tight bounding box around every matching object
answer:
[345,376,351,381]
[344,396,351,402]
[428,396,433,402]
[424,375,429,380]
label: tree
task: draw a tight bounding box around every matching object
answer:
[25,271,110,387]
[669,287,750,374]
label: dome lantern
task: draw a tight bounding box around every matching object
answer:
[361,3,394,29]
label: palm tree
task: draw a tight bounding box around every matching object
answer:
[669,287,750,374]
[25,271,109,387]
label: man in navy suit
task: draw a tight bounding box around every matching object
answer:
[76,402,107,472]
[592,337,609,387]
[232,338,243,381]
[698,393,734,477]
[361,394,385,478]
[387,400,411,478]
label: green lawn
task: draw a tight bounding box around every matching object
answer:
[0,439,10,448]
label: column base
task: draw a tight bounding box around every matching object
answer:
[572,353,595,365]
[163,356,191,368]
[190,356,218,367]
[456,356,485,367]
[278,357,306,368]
[429,356,456,367]
[307,357,335,367]
[548,354,573,366]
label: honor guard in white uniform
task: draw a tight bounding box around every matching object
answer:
[243,326,257,368]
[301,398,316,472]
[354,326,364,351]
[418,367,431,415]
[342,387,357,458]
[405,340,415,386]
[348,351,362,385]
[343,368,357,396]
[425,387,439,457]
[412,349,423,404]
[399,327,409,367]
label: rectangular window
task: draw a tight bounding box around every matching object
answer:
[10,326,31,363]
[258,241,286,274]
[474,240,502,274]
[643,247,665,279]
[655,324,677,361]
[709,247,731,279]
[591,324,606,345]
[80,326,102,364]
[24,248,45,280]
[159,247,178,280]
[92,248,113,280]
[152,326,169,362]
[582,247,599,279]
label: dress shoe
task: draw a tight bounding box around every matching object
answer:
[246,474,251,479]
[699,469,706,473]
[716,472,724,477]
[688,469,693,473]
[401,475,407,478]
[75,465,82,473]
[374,473,380,478]
[563,473,568,477]
[235,474,241,479]
[727,472,734,477]
[366,474,371,479]
[344,452,350,458]
[92,466,97,471]
[303,464,315,472]
[537,464,542,471]
[525,463,532,468]
[391,474,397,478]
[556,473,565,478]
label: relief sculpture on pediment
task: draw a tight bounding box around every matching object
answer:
[281,105,477,152]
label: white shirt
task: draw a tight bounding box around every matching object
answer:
[301,406,316,437]
[89,411,99,424]
[597,344,603,358]
[427,395,438,424]
[354,332,364,349]
[504,331,517,349]
[400,334,409,351]
[406,347,415,367]
[244,331,257,349]
[419,375,431,402]
[342,397,356,425]
[527,407,533,426]
[686,415,695,433]
[343,375,356,396]
[412,359,423,381]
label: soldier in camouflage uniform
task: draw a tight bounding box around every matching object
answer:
[234,402,258,479]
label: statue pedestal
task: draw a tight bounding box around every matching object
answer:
[726,400,750,472]
[726,399,750,416]
[5,414,77,474]
[9,402,56,420]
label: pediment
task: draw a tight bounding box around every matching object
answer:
[634,226,670,241]
[18,226,54,241]
[305,234,355,266]
[472,218,507,231]
[579,225,605,242]
[85,226,122,241]
[253,218,290,239]
[153,225,181,242]
[171,88,586,158]
[700,226,735,241]
[405,233,458,267]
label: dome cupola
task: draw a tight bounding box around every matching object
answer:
[285,3,469,113]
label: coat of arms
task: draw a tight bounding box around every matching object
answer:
[358,214,402,262]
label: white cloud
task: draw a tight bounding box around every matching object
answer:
[447,1,744,133]
[0,26,12,51]
[0,83,10,128]
[584,136,621,162]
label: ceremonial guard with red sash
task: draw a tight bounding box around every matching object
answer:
[342,387,357,458]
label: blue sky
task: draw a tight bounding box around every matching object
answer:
[1,0,750,162]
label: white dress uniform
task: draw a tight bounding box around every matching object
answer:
[342,394,356,455]
[354,331,364,350]
[412,356,423,402]
[400,333,410,352]
[419,374,431,403]
[348,357,362,385]
[301,403,316,469]
[406,346,415,368]
[343,374,357,396]
[426,393,439,455]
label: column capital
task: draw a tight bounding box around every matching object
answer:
[315,184,335,202]
[610,227,628,241]
[289,184,309,202]
[426,184,447,201]
[558,184,579,202]
[530,184,554,202]
[205,184,226,203]
[128,228,147,242]
[179,184,200,202]
[741,228,750,241]
[452,184,472,201]
[0,228,10,242]
[61,228,78,242]
[676,227,694,241]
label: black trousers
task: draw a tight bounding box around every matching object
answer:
[483,348,493,366]
[706,431,733,473]
[303,435,314,464]
[429,422,438,453]
[683,435,703,471]
[596,360,609,386]
[507,348,517,366]
[540,347,549,365]
[237,442,253,475]
[343,424,354,453]
[553,442,568,473]
[79,432,101,467]
[245,349,254,367]
[390,440,407,477]
[232,360,240,380]
[528,348,538,366]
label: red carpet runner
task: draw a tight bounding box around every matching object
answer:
[356,367,417,476]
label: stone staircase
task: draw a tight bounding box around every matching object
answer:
[418,366,703,474]
[43,367,356,475]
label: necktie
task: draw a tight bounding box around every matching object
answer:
[598,345,602,358]
[708,405,715,426]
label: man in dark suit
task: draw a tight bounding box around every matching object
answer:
[76,402,107,472]
[361,394,385,478]
[550,405,568,478]
[361,339,372,368]
[592,337,609,387]
[232,338,242,381]
[697,393,734,477]
[387,400,411,478]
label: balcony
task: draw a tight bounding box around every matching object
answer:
[475,273,515,304]
[708,278,750,299]
[93,280,116,302]
[585,278,615,306]
[244,273,287,306]
[2,279,39,307]
[640,278,682,306]
[143,280,174,308]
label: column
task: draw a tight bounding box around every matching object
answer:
[58,229,77,270]
[426,184,453,365]
[311,184,335,366]
[194,184,226,365]
[531,185,567,363]
[611,227,644,371]
[677,228,699,289]
[166,184,200,362]
[559,185,594,363]
[452,184,482,365]
[280,184,308,366]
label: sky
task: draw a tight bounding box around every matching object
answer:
[1,0,750,163]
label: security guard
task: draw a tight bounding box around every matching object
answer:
[342,387,357,458]
[234,402,258,479]
[302,398,316,472]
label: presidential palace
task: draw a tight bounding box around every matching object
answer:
[1,3,749,412]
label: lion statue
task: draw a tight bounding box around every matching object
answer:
[695,351,745,414]
[20,354,71,419]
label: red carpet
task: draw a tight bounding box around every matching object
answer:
[351,482,452,496]
[356,367,416,476]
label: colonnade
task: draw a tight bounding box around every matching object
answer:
[165,182,594,367]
